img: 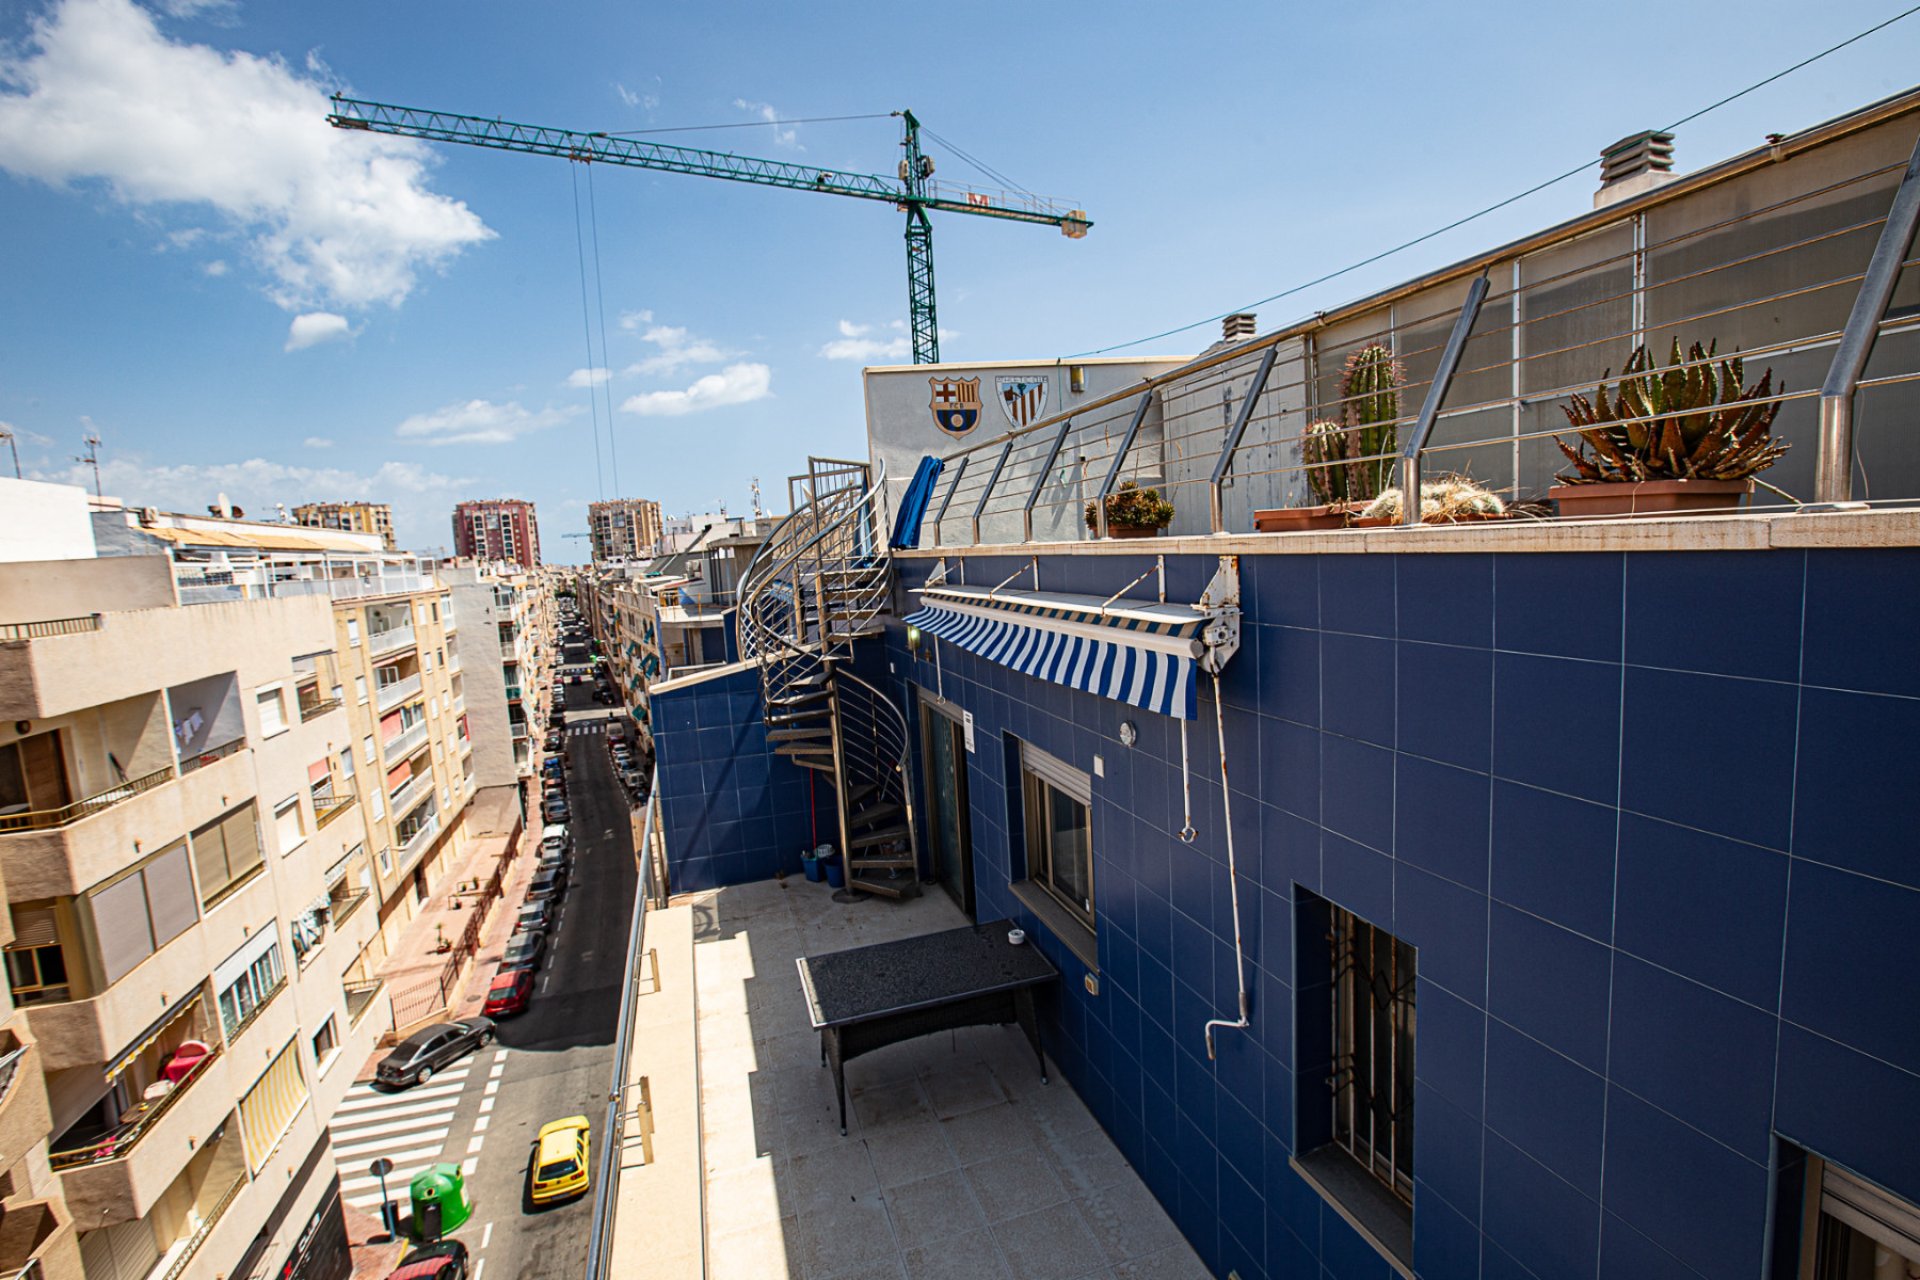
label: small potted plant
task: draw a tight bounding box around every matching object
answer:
[1551,338,1788,517]
[1086,480,1175,538]
[1355,475,1509,525]
[1257,343,1402,531]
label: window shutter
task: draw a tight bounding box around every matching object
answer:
[239,1039,309,1173]
[90,874,157,986]
[142,844,199,948]
[7,906,57,951]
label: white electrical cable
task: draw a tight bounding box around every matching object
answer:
[1203,670,1251,1060]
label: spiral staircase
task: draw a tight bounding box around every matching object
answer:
[737,459,918,899]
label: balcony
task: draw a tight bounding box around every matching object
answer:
[327,572,428,601]
[0,615,100,641]
[498,640,519,660]
[369,623,416,656]
[177,736,245,776]
[51,1047,227,1225]
[343,979,386,1028]
[452,694,466,715]
[387,774,431,821]
[383,720,429,762]
[296,691,342,723]
[376,673,422,712]
[0,767,172,835]
[0,1034,52,1178]
[397,812,439,863]
[448,650,462,673]
[151,1169,245,1280]
[0,1198,83,1280]
[312,789,357,830]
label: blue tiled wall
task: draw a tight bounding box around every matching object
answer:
[881,546,1920,1280]
[651,664,817,891]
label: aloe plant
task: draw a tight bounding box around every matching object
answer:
[1303,343,1403,504]
[1554,338,1788,483]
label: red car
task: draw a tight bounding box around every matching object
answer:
[483,969,534,1017]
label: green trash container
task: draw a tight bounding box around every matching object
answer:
[409,1163,473,1239]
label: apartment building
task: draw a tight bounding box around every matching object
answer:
[0,478,394,1280]
[586,498,662,564]
[440,563,553,788]
[450,500,539,570]
[290,503,396,553]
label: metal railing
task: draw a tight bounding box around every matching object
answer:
[383,720,429,762]
[585,767,659,1280]
[343,978,385,1027]
[915,121,1920,543]
[155,1172,246,1280]
[0,615,101,641]
[298,693,343,722]
[369,624,417,655]
[313,790,357,829]
[388,774,431,820]
[49,1047,220,1170]
[220,976,285,1043]
[376,673,423,711]
[0,1256,45,1280]
[330,888,370,926]
[0,766,174,834]
[178,737,246,776]
[398,812,440,860]
[328,573,429,601]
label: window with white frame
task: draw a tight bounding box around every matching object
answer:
[1013,740,1095,943]
[312,1016,339,1072]
[362,735,375,765]
[338,747,354,780]
[256,687,287,737]
[216,931,285,1039]
[347,617,360,646]
[273,796,305,855]
[376,845,392,874]
[355,676,368,704]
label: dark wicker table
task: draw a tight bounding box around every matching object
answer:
[796,919,1060,1134]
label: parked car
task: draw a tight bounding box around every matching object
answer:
[540,822,569,853]
[527,867,568,901]
[541,798,570,823]
[530,1116,591,1205]
[387,1239,470,1280]
[482,969,534,1018]
[516,900,553,934]
[376,1018,495,1088]
[501,930,547,972]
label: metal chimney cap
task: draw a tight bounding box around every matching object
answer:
[1600,130,1676,184]
[1222,313,1257,340]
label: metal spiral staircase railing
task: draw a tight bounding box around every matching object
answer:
[738,459,918,898]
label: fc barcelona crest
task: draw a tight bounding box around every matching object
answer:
[996,376,1050,430]
[929,376,982,436]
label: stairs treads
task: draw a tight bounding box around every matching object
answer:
[792,757,838,773]
[767,689,830,708]
[847,802,900,829]
[767,726,831,743]
[848,854,917,871]
[850,824,910,850]
[764,706,831,725]
[847,876,918,900]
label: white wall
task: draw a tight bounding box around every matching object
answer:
[0,477,97,562]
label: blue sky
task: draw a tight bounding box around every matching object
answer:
[0,0,1914,558]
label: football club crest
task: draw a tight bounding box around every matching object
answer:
[929,376,982,435]
[996,376,1050,430]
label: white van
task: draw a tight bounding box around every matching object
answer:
[540,822,570,855]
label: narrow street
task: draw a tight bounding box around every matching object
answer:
[334,659,638,1279]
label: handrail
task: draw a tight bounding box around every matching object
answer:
[971,440,1014,544]
[155,1172,246,1280]
[1816,132,1920,504]
[0,766,175,834]
[585,766,658,1280]
[1093,392,1156,539]
[928,453,966,547]
[1209,345,1280,533]
[313,790,357,829]
[49,1047,220,1169]
[1022,417,1076,543]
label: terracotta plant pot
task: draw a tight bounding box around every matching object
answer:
[1549,478,1753,518]
[1106,524,1163,539]
[1253,504,1351,532]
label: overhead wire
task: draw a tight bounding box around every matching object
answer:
[921,126,1033,196]
[569,163,608,502]
[1067,2,1920,358]
[586,163,622,498]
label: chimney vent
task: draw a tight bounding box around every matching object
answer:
[1222,313,1257,342]
[1595,130,1677,209]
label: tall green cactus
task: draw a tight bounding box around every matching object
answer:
[1302,343,1404,504]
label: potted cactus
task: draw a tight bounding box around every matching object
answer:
[1551,338,1788,517]
[1257,344,1403,531]
[1086,480,1175,538]
[1356,475,1509,525]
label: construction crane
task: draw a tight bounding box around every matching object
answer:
[327,96,1090,364]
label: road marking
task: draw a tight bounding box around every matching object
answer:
[473,1113,491,1132]
[466,1134,486,1155]
[474,1259,487,1280]
[479,1095,495,1114]
[333,1116,457,1149]
[484,1079,502,1097]
[482,1222,493,1249]
[462,1157,479,1177]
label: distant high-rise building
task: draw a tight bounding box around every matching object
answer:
[451,499,540,568]
[294,501,397,550]
[588,497,663,563]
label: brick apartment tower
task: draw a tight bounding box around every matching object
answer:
[451,499,541,568]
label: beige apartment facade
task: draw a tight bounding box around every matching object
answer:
[0,544,394,1280]
[586,497,663,564]
[291,503,397,553]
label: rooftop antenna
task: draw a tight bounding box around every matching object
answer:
[0,425,20,479]
[750,476,764,519]
[74,432,102,498]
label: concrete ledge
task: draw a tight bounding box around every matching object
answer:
[608,900,702,1278]
[902,505,1920,558]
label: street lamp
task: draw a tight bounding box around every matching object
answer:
[369,1156,397,1237]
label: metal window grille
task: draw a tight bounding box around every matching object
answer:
[1329,907,1416,1203]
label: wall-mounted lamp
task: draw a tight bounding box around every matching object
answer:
[1118,720,1138,748]
[905,624,922,654]
[1069,364,1086,394]
[12,722,29,736]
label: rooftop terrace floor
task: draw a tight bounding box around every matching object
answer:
[689,877,1207,1280]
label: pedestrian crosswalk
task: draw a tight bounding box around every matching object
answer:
[330,1054,487,1211]
[565,722,608,736]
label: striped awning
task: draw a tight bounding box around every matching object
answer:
[905,582,1227,720]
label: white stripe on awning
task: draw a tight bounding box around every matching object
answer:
[907,604,1200,719]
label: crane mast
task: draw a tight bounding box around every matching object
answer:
[328,96,1090,364]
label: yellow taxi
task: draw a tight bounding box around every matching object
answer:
[530,1115,591,1205]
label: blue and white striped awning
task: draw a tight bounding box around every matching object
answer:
[904,583,1221,719]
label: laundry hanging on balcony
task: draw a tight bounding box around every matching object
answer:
[904,557,1240,720]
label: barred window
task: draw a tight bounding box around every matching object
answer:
[1329,906,1416,1203]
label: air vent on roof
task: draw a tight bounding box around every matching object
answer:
[1596,130,1678,209]
[1222,313,1257,342]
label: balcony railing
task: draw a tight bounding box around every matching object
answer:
[156,1171,246,1280]
[328,572,428,601]
[312,790,357,829]
[329,889,370,927]
[221,975,285,1042]
[383,720,429,762]
[369,624,416,656]
[343,979,384,1027]
[388,774,431,820]
[0,766,174,834]
[376,673,422,711]
[498,641,519,660]
[448,651,463,673]
[0,614,101,641]
[452,694,466,715]
[398,813,440,861]
[49,1047,219,1171]
[178,737,245,776]
[298,692,343,723]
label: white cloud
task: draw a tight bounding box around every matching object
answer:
[201,258,227,277]
[732,98,799,150]
[623,324,733,376]
[620,363,771,417]
[302,435,332,449]
[820,317,912,362]
[0,0,493,310]
[566,366,611,388]
[394,398,579,446]
[617,308,653,331]
[284,310,351,351]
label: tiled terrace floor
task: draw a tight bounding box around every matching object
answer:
[690,877,1209,1280]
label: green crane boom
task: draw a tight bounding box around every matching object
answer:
[327,96,1091,364]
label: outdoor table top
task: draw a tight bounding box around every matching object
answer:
[798,919,1059,1030]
